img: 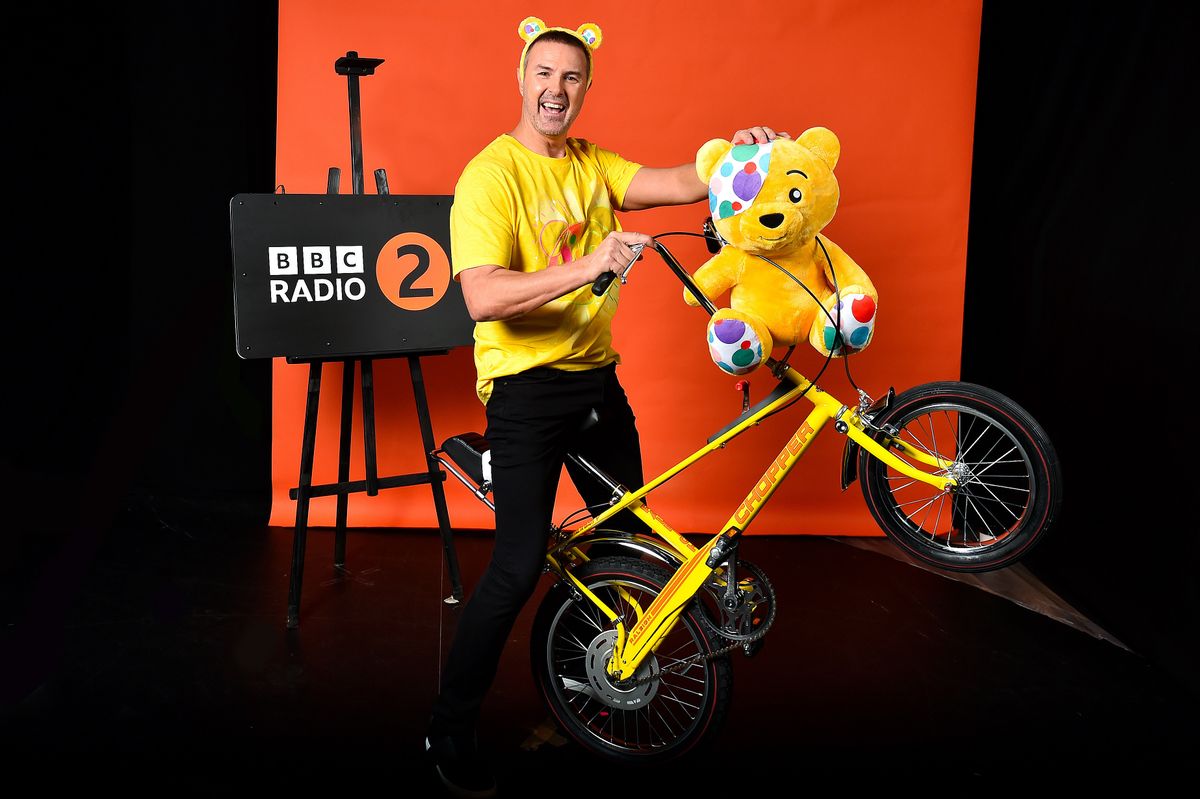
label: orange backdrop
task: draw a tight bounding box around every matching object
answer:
[271,0,982,536]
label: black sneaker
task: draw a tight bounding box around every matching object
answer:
[424,732,497,798]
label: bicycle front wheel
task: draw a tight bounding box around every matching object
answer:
[859,381,1062,572]
[530,556,732,764]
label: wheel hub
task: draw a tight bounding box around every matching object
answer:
[584,630,660,709]
[948,460,974,482]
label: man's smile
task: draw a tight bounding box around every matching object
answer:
[540,95,568,116]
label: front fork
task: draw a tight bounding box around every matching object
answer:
[840,387,957,489]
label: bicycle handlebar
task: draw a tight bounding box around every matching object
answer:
[590,269,618,296]
[589,240,719,317]
[591,242,644,297]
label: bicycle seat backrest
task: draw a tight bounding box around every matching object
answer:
[441,432,492,486]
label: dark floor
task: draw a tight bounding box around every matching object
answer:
[4,499,1197,792]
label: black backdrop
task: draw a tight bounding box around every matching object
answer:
[963,1,1195,697]
[5,1,1195,703]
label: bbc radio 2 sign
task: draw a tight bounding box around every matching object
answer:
[230,194,473,360]
[266,244,369,303]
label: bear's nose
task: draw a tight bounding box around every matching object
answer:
[759,213,784,229]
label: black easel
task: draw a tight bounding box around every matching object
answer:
[284,51,463,629]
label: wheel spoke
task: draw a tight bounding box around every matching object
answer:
[901,492,947,522]
[918,484,935,532]
[577,599,605,634]
[929,411,942,466]
[561,627,592,654]
[971,443,1022,480]
[659,682,702,712]
[650,702,679,743]
[660,681,705,698]
[962,457,1026,468]
[958,491,1005,542]
[945,408,960,448]
[963,487,1014,534]
[907,417,936,459]
[661,639,696,659]
[557,653,587,665]
[661,668,707,687]
[655,684,689,734]
[927,488,944,535]
[967,477,1025,521]
[968,480,1030,496]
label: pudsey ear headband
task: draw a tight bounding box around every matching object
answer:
[517,16,603,88]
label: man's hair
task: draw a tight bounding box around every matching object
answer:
[523,30,592,79]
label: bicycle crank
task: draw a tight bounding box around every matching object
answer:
[698,558,777,645]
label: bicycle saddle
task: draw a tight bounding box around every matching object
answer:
[441,432,492,486]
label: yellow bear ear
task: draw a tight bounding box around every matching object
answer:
[576,23,602,49]
[518,16,547,42]
[797,127,841,170]
[697,139,733,182]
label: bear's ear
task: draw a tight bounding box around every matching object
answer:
[518,16,547,42]
[697,139,732,183]
[576,23,602,49]
[797,127,840,170]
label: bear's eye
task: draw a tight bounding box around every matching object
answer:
[788,188,803,203]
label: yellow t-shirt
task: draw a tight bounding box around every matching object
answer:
[450,134,642,403]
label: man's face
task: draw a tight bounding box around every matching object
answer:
[519,39,589,139]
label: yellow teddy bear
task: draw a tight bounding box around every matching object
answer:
[685,127,878,374]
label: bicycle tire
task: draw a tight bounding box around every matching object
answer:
[858,381,1062,572]
[530,556,733,764]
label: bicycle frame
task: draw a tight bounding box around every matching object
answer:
[545,245,960,682]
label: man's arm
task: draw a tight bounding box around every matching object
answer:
[621,164,707,211]
[620,126,791,212]
[459,231,654,322]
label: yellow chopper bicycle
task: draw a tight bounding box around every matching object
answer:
[433,236,1062,764]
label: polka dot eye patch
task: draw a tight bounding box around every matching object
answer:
[708,141,774,220]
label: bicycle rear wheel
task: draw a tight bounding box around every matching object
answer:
[530,556,732,764]
[859,381,1062,572]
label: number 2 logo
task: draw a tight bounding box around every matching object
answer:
[375,232,451,311]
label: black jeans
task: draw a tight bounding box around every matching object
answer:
[429,363,645,737]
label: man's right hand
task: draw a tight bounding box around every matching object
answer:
[580,231,655,283]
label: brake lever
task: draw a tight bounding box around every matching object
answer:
[591,242,645,296]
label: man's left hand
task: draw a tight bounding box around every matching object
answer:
[730,126,791,145]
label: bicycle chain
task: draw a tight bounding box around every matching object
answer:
[626,613,774,687]
[626,578,777,687]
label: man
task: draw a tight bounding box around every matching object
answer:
[426,18,786,796]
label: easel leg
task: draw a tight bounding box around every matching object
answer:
[362,359,380,496]
[334,359,355,567]
[408,355,464,601]
[287,361,323,629]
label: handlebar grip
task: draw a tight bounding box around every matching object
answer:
[591,270,618,296]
